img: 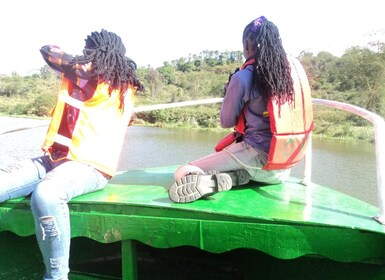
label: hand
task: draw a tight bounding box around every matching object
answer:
[228,67,240,82]
[223,67,240,96]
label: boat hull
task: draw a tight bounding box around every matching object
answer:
[1,165,385,279]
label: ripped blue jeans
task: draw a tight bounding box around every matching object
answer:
[0,156,108,280]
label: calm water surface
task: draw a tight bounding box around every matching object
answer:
[0,117,378,206]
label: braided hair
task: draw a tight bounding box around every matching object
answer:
[73,29,144,108]
[243,16,294,107]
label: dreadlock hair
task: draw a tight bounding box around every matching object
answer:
[243,17,294,108]
[72,29,144,109]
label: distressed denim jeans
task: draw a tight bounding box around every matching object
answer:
[0,156,108,280]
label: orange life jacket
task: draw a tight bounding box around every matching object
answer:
[263,57,313,170]
[42,78,135,176]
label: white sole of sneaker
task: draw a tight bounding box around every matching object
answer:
[168,173,232,203]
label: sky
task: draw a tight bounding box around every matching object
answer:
[1,0,384,76]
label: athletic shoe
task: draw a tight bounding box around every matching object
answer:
[168,173,232,203]
[206,169,250,186]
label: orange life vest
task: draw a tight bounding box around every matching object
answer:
[263,56,313,170]
[42,79,135,177]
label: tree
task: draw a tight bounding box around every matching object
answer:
[336,46,385,114]
[158,64,177,85]
[176,58,193,72]
[146,68,162,97]
[0,72,26,97]
[298,51,339,91]
[40,65,56,80]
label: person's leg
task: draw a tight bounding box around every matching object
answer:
[0,156,53,203]
[192,142,263,173]
[30,160,108,280]
[169,142,259,203]
[212,142,290,186]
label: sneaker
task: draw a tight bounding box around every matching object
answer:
[168,173,232,203]
[227,170,250,186]
[206,170,250,186]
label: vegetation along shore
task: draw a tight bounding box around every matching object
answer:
[1,42,384,143]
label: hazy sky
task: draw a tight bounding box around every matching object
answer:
[1,0,384,75]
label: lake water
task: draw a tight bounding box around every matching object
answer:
[0,117,378,206]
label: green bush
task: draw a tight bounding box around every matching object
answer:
[136,105,221,129]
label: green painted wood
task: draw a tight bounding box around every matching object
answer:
[2,231,385,280]
[121,240,137,280]
[2,164,385,279]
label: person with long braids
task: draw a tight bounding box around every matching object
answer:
[168,16,313,203]
[0,29,143,279]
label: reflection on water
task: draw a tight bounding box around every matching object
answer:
[118,126,227,170]
[292,139,376,206]
[119,126,377,206]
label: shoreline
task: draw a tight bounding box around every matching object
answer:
[1,115,375,144]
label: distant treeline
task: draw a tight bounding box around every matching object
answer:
[1,44,384,142]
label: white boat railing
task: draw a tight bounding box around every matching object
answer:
[308,98,385,225]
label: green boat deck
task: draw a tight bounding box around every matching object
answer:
[1,165,385,279]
